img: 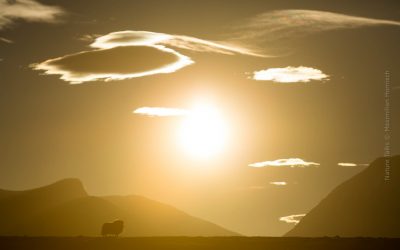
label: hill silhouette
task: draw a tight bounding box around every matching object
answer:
[0,179,237,236]
[286,155,400,237]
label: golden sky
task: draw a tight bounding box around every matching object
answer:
[0,0,399,236]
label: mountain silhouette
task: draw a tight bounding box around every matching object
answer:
[286,155,400,237]
[0,179,237,236]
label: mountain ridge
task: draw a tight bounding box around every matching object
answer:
[0,178,238,236]
[286,155,400,237]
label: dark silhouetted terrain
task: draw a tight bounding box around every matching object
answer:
[286,155,400,237]
[1,236,400,250]
[0,179,237,236]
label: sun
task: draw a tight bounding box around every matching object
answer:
[178,103,229,159]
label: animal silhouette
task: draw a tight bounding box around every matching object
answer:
[101,220,124,237]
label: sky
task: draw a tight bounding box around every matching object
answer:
[0,0,399,236]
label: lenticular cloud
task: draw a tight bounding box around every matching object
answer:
[32,45,193,84]
[32,30,264,84]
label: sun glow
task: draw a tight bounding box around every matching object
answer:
[178,103,229,159]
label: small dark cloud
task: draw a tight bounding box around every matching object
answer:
[48,46,178,75]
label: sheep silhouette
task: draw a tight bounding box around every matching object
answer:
[101,220,124,237]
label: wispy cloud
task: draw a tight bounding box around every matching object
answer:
[231,9,400,42]
[249,158,320,168]
[33,30,266,83]
[252,66,329,83]
[279,214,306,224]
[90,30,266,57]
[269,181,287,186]
[0,0,64,30]
[338,162,368,167]
[133,107,190,117]
[0,37,13,43]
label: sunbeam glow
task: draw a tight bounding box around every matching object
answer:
[178,103,229,159]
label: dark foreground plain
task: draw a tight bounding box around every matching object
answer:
[1,237,400,250]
